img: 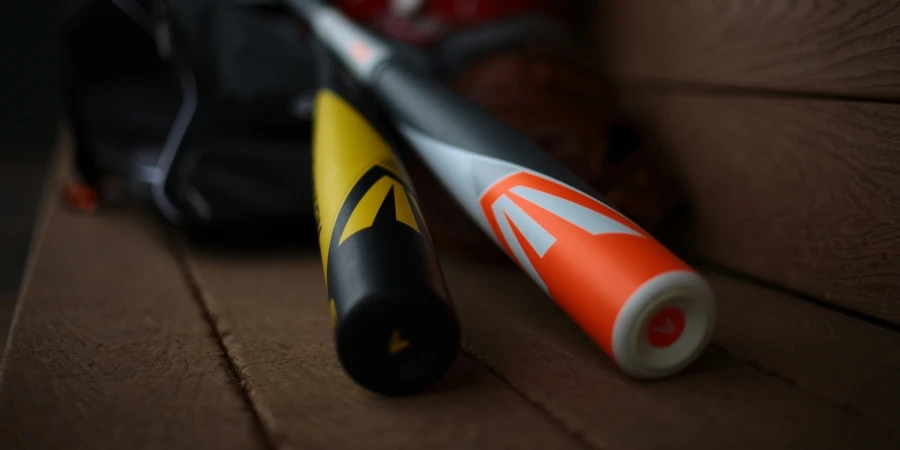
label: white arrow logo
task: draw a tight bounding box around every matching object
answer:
[486,178,644,292]
[653,318,676,334]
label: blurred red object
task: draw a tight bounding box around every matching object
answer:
[62,182,99,214]
[337,0,563,46]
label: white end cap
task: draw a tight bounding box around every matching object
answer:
[612,271,716,379]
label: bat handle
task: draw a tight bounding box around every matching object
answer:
[286,0,395,84]
[372,61,599,194]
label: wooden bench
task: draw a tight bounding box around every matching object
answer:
[2,2,900,449]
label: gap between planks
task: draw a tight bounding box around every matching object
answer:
[695,261,900,335]
[612,77,900,105]
[458,350,599,449]
[707,342,863,417]
[174,238,283,450]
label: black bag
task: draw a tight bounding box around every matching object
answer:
[62,0,319,239]
[61,0,571,240]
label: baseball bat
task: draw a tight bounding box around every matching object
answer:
[289,0,716,379]
[309,39,460,396]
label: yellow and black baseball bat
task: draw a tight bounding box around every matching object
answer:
[309,40,460,396]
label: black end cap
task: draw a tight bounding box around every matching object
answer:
[335,290,461,397]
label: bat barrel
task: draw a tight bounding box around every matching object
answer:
[311,79,459,396]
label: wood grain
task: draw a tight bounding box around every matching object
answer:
[183,249,589,450]
[439,258,900,450]
[0,149,265,449]
[706,271,900,430]
[619,93,900,325]
[595,0,900,98]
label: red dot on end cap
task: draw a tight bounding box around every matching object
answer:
[647,307,685,348]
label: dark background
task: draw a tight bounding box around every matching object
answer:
[0,1,67,345]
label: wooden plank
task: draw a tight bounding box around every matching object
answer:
[619,93,900,325]
[706,271,900,430]
[183,248,588,450]
[0,149,265,450]
[595,0,900,98]
[440,258,900,450]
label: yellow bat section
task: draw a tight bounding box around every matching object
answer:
[338,174,420,244]
[312,88,417,280]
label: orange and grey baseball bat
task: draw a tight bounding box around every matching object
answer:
[287,0,717,378]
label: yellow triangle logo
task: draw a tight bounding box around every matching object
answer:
[339,175,420,244]
[329,299,338,327]
[388,330,410,354]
